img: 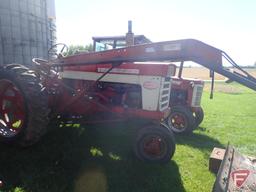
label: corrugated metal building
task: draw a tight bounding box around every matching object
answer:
[0,0,56,66]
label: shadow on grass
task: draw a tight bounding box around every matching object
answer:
[175,127,225,158]
[73,159,185,192]
[0,122,185,192]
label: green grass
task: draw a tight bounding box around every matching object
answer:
[0,82,255,192]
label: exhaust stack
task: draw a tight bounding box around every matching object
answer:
[126,20,134,46]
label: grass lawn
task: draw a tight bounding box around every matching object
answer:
[0,82,255,192]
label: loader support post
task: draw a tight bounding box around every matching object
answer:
[178,61,184,78]
[210,70,215,99]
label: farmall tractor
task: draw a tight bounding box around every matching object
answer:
[0,39,256,167]
[92,32,205,134]
[168,76,204,133]
[0,45,177,163]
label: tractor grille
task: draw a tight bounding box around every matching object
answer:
[191,85,204,107]
[159,77,171,111]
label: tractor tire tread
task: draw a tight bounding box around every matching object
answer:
[0,64,50,146]
[194,107,204,127]
[167,105,196,134]
[134,125,176,164]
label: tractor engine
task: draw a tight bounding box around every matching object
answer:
[97,82,142,108]
[54,62,176,121]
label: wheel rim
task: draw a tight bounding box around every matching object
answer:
[142,134,167,159]
[0,79,26,138]
[168,112,187,133]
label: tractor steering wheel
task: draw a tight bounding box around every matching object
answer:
[32,58,51,75]
[48,43,69,58]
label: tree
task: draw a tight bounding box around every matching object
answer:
[65,44,93,56]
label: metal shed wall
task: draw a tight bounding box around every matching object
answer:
[0,0,56,66]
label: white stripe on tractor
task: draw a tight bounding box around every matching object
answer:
[60,71,164,111]
[61,71,143,84]
[97,68,140,74]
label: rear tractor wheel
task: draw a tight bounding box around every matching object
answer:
[0,64,50,146]
[134,124,176,163]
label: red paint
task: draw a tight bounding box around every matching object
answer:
[171,77,204,109]
[59,39,222,68]
[231,169,250,188]
[0,80,26,136]
[144,137,163,156]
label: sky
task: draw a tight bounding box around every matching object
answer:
[55,0,256,66]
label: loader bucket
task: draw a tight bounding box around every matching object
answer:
[212,145,256,192]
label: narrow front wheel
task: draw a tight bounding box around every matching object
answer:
[166,106,196,134]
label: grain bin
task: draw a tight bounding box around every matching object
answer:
[0,0,56,66]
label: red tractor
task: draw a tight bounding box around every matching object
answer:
[92,34,205,134]
[0,38,255,165]
[0,48,176,163]
[168,76,204,133]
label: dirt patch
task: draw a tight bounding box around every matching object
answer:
[181,67,225,80]
[204,83,243,94]
[181,67,256,80]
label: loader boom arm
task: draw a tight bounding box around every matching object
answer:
[54,39,256,91]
